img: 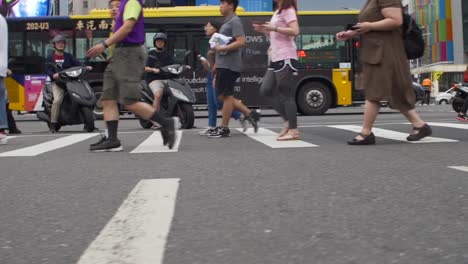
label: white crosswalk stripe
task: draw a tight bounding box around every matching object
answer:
[0,133,99,157]
[329,125,458,143]
[447,166,468,173]
[130,131,183,153]
[2,122,466,157]
[76,179,180,264]
[237,128,319,148]
[428,122,468,130]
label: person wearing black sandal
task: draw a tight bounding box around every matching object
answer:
[336,0,432,145]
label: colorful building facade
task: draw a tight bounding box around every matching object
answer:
[411,0,454,66]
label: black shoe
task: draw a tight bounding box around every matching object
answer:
[48,122,58,133]
[160,117,178,149]
[246,110,261,133]
[89,138,123,152]
[8,128,22,134]
[90,135,107,147]
[347,132,376,145]
[208,126,230,138]
[407,123,432,141]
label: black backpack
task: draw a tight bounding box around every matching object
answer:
[376,0,425,59]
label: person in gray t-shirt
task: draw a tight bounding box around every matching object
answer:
[208,0,261,138]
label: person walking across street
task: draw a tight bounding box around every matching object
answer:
[253,0,300,140]
[144,32,174,129]
[199,20,242,135]
[336,0,432,145]
[208,0,260,138]
[0,13,9,144]
[421,77,433,105]
[456,65,468,122]
[87,0,177,151]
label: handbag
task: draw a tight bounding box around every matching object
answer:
[259,67,276,97]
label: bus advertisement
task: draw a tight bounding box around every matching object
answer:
[5,6,362,117]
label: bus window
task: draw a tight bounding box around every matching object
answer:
[296,25,347,69]
[8,32,23,74]
[75,29,109,63]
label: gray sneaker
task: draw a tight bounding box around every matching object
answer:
[90,138,123,152]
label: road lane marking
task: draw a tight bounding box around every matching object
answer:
[76,178,180,264]
[0,133,99,157]
[329,125,457,143]
[130,131,182,153]
[448,166,468,173]
[237,128,318,148]
[427,122,468,130]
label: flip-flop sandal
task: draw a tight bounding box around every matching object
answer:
[277,133,300,141]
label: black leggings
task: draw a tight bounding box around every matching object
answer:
[271,61,298,129]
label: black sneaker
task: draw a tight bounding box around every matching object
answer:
[48,122,58,133]
[160,117,178,149]
[8,128,22,134]
[90,135,107,147]
[247,110,261,133]
[208,126,230,138]
[89,138,123,152]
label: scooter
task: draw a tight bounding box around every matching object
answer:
[139,64,196,129]
[37,66,97,132]
[451,83,468,113]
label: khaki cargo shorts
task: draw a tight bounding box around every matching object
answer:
[102,45,147,104]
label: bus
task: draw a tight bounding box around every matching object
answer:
[5,6,362,116]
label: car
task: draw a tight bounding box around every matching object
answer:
[435,87,456,105]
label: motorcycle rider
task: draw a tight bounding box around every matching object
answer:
[45,34,83,133]
[144,32,174,129]
[456,65,468,122]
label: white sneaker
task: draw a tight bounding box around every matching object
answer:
[0,133,7,145]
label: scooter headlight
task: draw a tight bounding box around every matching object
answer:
[168,67,179,74]
[65,68,83,78]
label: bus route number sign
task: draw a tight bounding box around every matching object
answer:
[26,22,50,31]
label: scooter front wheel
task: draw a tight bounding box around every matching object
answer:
[80,107,96,132]
[175,103,194,129]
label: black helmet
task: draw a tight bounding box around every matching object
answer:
[52,35,67,44]
[153,33,167,42]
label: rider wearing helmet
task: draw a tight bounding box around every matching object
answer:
[46,34,82,133]
[144,32,175,127]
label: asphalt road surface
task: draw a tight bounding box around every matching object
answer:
[1,104,467,264]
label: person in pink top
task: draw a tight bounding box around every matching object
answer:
[253,0,300,140]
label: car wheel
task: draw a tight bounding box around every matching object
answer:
[439,99,448,105]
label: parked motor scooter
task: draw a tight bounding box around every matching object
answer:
[451,83,468,113]
[139,64,196,129]
[37,66,97,132]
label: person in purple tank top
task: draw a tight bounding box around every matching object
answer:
[87,0,178,152]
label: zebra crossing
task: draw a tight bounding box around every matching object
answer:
[1,122,468,157]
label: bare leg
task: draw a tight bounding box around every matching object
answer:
[219,95,235,127]
[356,100,380,140]
[125,102,156,120]
[103,100,119,121]
[401,109,425,133]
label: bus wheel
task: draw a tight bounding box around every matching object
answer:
[297,82,332,115]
